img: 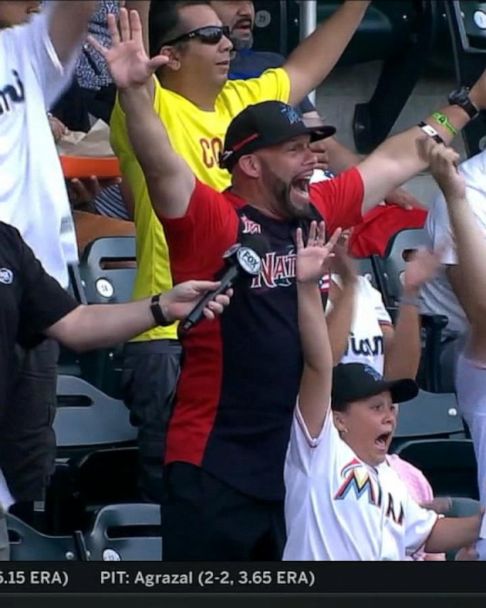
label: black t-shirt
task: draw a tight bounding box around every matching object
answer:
[0,222,78,417]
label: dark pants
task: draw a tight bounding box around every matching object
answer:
[0,340,59,504]
[0,506,8,561]
[122,340,181,504]
[161,463,286,561]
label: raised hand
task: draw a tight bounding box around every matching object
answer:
[296,221,341,284]
[88,8,168,90]
[403,246,442,294]
[161,281,233,323]
[418,138,466,203]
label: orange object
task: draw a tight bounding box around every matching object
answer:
[60,155,121,179]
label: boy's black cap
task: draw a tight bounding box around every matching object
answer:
[331,363,418,410]
[220,101,336,171]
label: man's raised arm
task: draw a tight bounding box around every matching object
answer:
[356,69,486,214]
[47,0,98,65]
[91,9,195,219]
[284,1,370,106]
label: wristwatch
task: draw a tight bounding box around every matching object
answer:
[150,293,172,326]
[448,86,480,120]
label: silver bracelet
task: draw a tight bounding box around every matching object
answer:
[400,293,420,308]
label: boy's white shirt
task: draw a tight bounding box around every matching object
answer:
[283,405,438,561]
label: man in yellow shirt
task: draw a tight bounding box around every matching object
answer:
[109,0,371,503]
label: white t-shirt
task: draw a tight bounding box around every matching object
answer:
[328,275,391,374]
[283,407,438,560]
[0,4,78,289]
[420,151,486,337]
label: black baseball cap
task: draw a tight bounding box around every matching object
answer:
[220,100,336,171]
[331,363,418,411]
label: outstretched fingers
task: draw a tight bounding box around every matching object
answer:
[106,12,120,46]
[324,227,342,256]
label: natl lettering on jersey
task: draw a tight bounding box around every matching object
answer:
[335,458,405,526]
[0,70,25,116]
[240,217,330,291]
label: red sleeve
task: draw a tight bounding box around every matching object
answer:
[310,167,364,235]
[160,180,239,283]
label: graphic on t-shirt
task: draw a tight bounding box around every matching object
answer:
[240,215,262,235]
[251,247,296,289]
[345,333,384,358]
[199,137,223,169]
[335,458,405,525]
[0,70,25,116]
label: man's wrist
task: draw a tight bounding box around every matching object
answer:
[150,293,174,325]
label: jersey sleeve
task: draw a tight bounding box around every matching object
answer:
[160,181,240,282]
[3,4,80,109]
[229,68,291,106]
[310,168,365,235]
[365,280,392,325]
[403,495,439,557]
[286,404,337,476]
[15,229,78,344]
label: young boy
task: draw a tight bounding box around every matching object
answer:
[284,220,482,560]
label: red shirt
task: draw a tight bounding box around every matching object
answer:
[161,168,364,500]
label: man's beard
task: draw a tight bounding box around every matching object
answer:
[260,161,313,220]
[230,31,254,52]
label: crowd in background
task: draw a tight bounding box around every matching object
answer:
[1,0,486,562]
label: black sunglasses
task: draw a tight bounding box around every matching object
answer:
[163,25,231,46]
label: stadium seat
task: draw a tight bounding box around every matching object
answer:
[7,514,80,561]
[379,228,429,309]
[394,439,478,499]
[78,236,136,304]
[355,256,382,291]
[54,375,136,452]
[82,503,162,561]
[392,390,465,451]
[75,236,136,396]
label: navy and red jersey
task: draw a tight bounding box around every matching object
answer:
[161,168,364,500]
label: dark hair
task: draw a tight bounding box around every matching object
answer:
[149,0,211,57]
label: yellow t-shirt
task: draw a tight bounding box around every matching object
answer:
[110,68,290,341]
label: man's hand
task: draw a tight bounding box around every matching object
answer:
[309,139,330,173]
[160,281,233,323]
[48,115,67,143]
[469,67,486,111]
[296,221,341,284]
[88,8,168,90]
[419,138,465,203]
[403,247,442,295]
[67,176,121,211]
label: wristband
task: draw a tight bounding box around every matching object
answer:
[431,112,458,137]
[418,121,445,145]
[400,293,420,308]
[150,293,172,326]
